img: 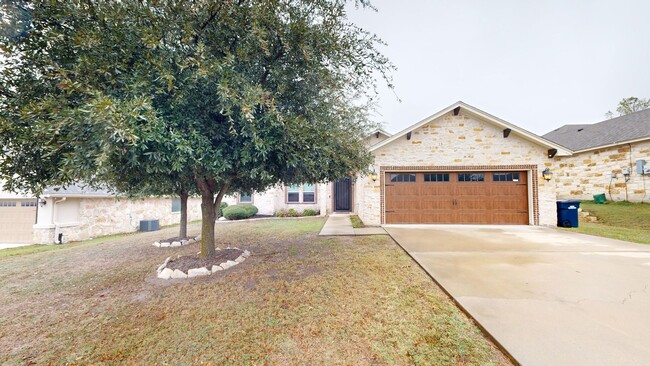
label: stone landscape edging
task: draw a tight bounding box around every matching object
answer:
[153,235,200,248]
[156,247,251,280]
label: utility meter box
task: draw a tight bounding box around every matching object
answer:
[644,166,650,175]
[637,160,647,174]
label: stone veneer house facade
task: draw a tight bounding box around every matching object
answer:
[13,101,645,244]
[543,109,650,203]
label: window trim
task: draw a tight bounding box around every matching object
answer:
[171,198,181,213]
[389,173,417,183]
[285,184,318,204]
[238,192,254,204]
[424,173,450,182]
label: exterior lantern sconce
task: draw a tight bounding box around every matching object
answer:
[38,198,47,207]
[542,168,553,182]
[370,169,378,182]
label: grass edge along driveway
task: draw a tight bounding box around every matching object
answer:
[0,218,510,365]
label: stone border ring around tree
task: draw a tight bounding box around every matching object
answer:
[153,236,200,248]
[156,248,251,280]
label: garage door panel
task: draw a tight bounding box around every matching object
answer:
[385,171,528,225]
[0,200,36,243]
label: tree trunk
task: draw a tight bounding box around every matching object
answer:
[178,190,189,238]
[198,178,229,259]
[200,190,216,258]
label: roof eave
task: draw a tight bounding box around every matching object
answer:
[369,101,572,156]
[571,135,650,154]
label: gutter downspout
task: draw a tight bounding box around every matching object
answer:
[53,197,66,244]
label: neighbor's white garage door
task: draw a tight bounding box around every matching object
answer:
[0,200,37,243]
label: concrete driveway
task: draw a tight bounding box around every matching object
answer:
[385,225,650,366]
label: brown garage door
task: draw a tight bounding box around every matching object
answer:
[385,172,528,224]
[0,200,37,243]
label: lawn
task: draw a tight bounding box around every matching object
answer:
[0,218,510,365]
[571,201,650,244]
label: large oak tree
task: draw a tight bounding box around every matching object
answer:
[0,0,392,258]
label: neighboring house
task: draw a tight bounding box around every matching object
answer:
[0,181,37,244]
[543,109,650,202]
[32,185,202,244]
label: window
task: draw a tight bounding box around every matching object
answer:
[493,172,520,182]
[390,173,416,182]
[458,173,485,182]
[303,184,315,203]
[21,201,37,207]
[287,184,317,203]
[424,173,450,182]
[0,201,16,207]
[171,198,181,213]
[287,185,300,203]
[239,193,253,203]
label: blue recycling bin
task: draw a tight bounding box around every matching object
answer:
[557,200,580,228]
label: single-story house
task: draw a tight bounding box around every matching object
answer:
[32,186,203,244]
[229,101,571,226]
[543,108,650,202]
[3,101,598,244]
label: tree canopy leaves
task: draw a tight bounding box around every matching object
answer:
[0,0,393,256]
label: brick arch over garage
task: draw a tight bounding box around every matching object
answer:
[379,164,540,225]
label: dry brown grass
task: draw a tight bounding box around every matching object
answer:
[0,218,511,365]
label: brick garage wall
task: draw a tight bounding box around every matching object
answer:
[34,197,202,244]
[553,140,650,202]
[359,112,558,226]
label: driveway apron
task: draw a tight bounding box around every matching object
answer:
[385,225,650,366]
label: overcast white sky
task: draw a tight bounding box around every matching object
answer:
[346,0,650,135]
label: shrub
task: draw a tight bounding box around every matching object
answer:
[218,202,228,217]
[223,204,258,220]
[287,208,300,217]
[275,210,287,217]
[302,209,319,216]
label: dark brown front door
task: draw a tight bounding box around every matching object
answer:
[334,177,352,212]
[385,171,528,224]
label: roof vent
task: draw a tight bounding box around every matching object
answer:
[577,128,584,132]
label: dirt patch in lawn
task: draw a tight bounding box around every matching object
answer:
[165,248,243,272]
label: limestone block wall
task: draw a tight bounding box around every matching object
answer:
[553,140,650,202]
[34,196,202,244]
[360,112,558,226]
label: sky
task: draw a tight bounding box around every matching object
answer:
[345,0,650,135]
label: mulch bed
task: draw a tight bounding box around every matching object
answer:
[165,248,243,272]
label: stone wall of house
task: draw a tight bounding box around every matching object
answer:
[33,196,202,244]
[553,140,650,202]
[359,112,558,226]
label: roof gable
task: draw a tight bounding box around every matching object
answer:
[543,108,650,151]
[370,101,571,156]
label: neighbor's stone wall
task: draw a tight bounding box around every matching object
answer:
[553,140,650,202]
[33,197,202,244]
[360,112,558,226]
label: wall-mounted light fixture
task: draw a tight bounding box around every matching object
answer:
[542,168,553,182]
[38,198,47,207]
[370,168,378,182]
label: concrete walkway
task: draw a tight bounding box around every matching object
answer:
[318,214,387,236]
[385,225,650,366]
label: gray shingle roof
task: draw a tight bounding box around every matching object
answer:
[543,108,650,151]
